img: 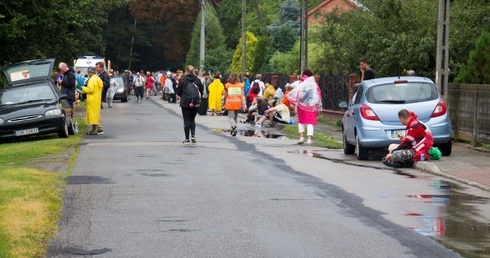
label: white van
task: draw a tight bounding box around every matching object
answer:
[74,56,107,75]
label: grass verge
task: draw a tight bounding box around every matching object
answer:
[282,124,343,149]
[0,109,85,257]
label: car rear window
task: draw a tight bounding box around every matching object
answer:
[366,82,438,104]
[0,84,55,105]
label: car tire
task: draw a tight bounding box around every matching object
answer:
[58,119,69,138]
[121,96,128,103]
[68,120,75,135]
[356,134,369,160]
[343,130,355,155]
[437,140,452,156]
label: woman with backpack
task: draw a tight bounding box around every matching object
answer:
[177,65,203,144]
[224,72,246,136]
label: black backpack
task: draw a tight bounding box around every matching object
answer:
[251,81,260,94]
[184,80,201,107]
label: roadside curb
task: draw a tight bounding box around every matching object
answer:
[415,161,490,192]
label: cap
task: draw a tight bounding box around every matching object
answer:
[87,66,96,74]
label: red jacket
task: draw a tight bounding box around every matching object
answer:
[395,112,434,161]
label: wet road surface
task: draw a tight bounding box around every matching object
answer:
[47,98,489,257]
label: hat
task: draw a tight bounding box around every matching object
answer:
[87,66,96,74]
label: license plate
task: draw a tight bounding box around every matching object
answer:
[391,130,405,139]
[14,128,39,136]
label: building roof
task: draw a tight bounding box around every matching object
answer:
[307,0,360,17]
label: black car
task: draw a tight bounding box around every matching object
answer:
[112,76,129,102]
[0,59,75,142]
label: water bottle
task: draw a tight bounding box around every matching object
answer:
[420,154,425,161]
[74,122,78,134]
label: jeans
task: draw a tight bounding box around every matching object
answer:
[181,106,198,140]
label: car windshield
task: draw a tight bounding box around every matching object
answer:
[0,84,55,106]
[366,82,438,104]
[113,77,124,87]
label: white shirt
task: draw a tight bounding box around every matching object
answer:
[253,79,265,97]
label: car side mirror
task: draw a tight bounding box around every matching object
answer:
[338,101,348,109]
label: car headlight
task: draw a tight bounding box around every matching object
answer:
[117,88,124,93]
[0,118,4,124]
[45,109,62,116]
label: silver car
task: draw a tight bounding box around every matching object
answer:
[341,76,452,160]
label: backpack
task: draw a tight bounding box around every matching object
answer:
[184,80,201,107]
[251,81,260,94]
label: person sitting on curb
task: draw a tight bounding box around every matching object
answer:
[255,99,290,128]
[383,109,434,168]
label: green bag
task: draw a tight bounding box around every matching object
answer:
[428,147,442,160]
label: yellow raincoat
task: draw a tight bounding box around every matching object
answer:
[263,83,276,100]
[82,75,103,125]
[208,79,225,111]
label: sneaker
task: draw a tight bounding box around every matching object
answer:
[255,123,262,128]
[306,139,312,146]
[191,136,196,143]
[97,128,104,135]
[297,137,305,145]
[231,126,237,136]
[182,139,191,145]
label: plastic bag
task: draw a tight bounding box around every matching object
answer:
[428,147,442,160]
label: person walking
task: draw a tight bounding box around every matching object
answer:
[107,73,117,108]
[287,69,322,146]
[176,65,203,144]
[133,72,145,103]
[144,71,155,100]
[82,67,103,135]
[207,72,224,116]
[224,72,246,137]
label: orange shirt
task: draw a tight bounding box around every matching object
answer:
[225,82,244,110]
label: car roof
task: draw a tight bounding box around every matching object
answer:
[3,58,55,85]
[361,76,434,88]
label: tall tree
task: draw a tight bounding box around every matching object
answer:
[454,30,490,84]
[186,3,232,72]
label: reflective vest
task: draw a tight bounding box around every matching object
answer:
[225,82,243,110]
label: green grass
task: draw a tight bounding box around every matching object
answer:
[0,114,85,257]
[282,124,343,149]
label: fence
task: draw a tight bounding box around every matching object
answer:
[448,83,490,145]
[261,72,351,111]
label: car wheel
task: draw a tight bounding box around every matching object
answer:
[355,134,369,160]
[436,140,452,156]
[343,130,355,155]
[68,120,75,135]
[121,96,128,103]
[58,119,69,138]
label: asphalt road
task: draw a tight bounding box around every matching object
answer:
[47,97,462,258]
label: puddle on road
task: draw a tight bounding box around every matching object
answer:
[405,180,490,257]
[214,129,287,139]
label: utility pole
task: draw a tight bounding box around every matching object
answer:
[241,0,246,81]
[435,0,450,100]
[199,0,206,71]
[299,0,308,74]
[128,18,137,70]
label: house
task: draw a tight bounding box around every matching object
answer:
[307,0,360,25]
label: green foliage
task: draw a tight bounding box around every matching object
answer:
[230,31,259,73]
[454,30,490,84]
[186,3,231,72]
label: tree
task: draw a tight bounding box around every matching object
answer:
[454,30,490,84]
[230,31,259,73]
[185,3,232,73]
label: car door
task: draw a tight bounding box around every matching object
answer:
[344,85,364,144]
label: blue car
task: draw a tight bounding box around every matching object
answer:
[341,76,452,160]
